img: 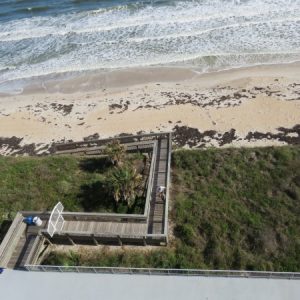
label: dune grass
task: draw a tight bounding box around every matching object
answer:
[0,153,146,225]
[43,146,300,272]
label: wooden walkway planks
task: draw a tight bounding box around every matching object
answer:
[7,234,38,269]
[147,136,170,234]
[62,220,148,236]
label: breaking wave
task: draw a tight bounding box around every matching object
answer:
[0,0,299,90]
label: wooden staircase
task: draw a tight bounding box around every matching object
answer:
[7,234,37,269]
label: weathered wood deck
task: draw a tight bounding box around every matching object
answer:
[4,219,48,269]
[148,138,169,234]
[62,220,148,235]
[0,133,171,270]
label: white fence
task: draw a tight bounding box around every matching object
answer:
[47,202,64,237]
[23,265,300,279]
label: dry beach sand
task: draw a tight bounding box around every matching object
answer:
[0,62,299,155]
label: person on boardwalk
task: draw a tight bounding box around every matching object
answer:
[157,186,166,201]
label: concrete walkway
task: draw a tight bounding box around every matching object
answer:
[0,269,299,300]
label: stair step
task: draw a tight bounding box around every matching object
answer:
[7,235,37,269]
[153,216,164,222]
[149,210,163,215]
[152,223,163,234]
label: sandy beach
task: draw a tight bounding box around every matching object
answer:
[0,62,299,155]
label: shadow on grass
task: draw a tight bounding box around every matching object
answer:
[0,220,12,243]
[78,181,115,212]
[78,181,145,214]
[79,157,111,173]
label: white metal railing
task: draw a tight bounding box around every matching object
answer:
[23,265,300,279]
[47,202,64,237]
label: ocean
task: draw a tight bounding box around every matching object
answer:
[0,0,300,93]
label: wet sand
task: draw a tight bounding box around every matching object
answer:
[0,62,299,155]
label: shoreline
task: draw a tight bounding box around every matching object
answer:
[1,61,300,96]
[0,62,299,155]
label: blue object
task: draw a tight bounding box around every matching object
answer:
[0,268,4,274]
[24,216,34,225]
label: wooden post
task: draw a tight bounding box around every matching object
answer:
[92,234,98,246]
[66,234,75,245]
[43,235,53,245]
[117,235,122,246]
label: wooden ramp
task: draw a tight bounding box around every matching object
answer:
[148,137,169,234]
[6,219,47,269]
[8,235,37,269]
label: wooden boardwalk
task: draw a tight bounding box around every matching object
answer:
[61,134,170,237]
[148,137,169,234]
[4,219,47,269]
[8,235,36,269]
[62,220,147,235]
[0,133,171,269]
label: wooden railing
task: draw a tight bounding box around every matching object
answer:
[20,142,158,225]
[54,132,171,152]
[51,141,158,224]
[145,140,158,223]
[0,212,25,267]
[62,212,146,222]
[55,140,155,156]
[23,265,300,280]
[41,231,167,246]
[24,235,45,266]
[163,133,172,238]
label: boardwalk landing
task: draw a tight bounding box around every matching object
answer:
[0,133,171,269]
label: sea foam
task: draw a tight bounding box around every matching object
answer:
[0,0,299,89]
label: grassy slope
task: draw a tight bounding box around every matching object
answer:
[44,146,300,272]
[0,154,145,224]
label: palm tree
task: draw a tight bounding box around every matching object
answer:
[106,164,142,207]
[105,140,125,166]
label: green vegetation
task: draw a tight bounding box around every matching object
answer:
[106,164,143,207]
[104,140,126,167]
[0,152,148,224]
[43,146,300,272]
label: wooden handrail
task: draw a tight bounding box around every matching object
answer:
[163,133,172,238]
[24,235,45,266]
[0,212,25,267]
[43,231,166,239]
[55,141,155,155]
[54,132,171,152]
[144,140,158,221]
